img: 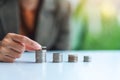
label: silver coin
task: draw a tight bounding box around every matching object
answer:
[53,53,63,63]
[68,54,78,62]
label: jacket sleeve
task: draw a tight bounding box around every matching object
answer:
[0,1,6,40]
[0,19,4,40]
[54,0,71,50]
[0,6,5,40]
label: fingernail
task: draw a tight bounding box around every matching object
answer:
[34,44,42,50]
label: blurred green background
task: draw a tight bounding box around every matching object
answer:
[69,0,120,50]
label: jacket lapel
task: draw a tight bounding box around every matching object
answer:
[1,0,19,33]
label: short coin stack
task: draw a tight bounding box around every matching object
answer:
[68,54,78,62]
[35,46,47,63]
[53,53,63,63]
[83,56,90,62]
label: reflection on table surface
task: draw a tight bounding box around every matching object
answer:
[0,51,120,80]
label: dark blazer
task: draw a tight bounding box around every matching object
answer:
[0,0,71,50]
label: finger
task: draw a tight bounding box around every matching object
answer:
[1,47,22,58]
[1,38,25,53]
[3,55,15,63]
[25,45,40,51]
[8,33,42,50]
[5,55,15,59]
[7,40,25,53]
[0,53,4,62]
[8,49,22,58]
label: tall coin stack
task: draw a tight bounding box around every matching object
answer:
[35,46,47,63]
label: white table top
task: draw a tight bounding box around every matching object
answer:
[0,51,120,80]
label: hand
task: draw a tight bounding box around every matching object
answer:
[0,33,41,62]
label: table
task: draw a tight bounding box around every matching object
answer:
[0,51,120,80]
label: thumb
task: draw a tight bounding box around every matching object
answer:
[11,34,42,51]
[25,42,42,51]
[25,45,40,51]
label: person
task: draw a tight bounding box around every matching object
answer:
[0,0,70,62]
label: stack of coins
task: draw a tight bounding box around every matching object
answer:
[53,53,63,63]
[35,46,47,63]
[68,54,78,62]
[83,56,90,62]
